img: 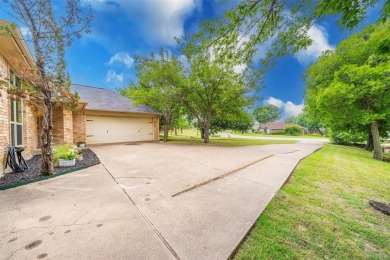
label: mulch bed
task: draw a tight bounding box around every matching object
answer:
[0,148,100,189]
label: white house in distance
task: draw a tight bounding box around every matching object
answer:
[255,122,305,134]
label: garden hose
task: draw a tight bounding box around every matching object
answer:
[5,147,29,173]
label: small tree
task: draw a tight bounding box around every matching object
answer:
[119,49,185,141]
[1,0,92,175]
[252,104,281,128]
[295,111,324,135]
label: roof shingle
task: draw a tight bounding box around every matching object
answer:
[71,84,160,114]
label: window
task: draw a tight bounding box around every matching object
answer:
[9,69,23,146]
[10,100,23,146]
[9,69,22,88]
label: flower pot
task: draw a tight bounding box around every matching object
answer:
[58,158,76,167]
[79,143,85,148]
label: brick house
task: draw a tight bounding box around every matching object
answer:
[0,21,160,171]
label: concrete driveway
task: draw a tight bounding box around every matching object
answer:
[0,141,323,259]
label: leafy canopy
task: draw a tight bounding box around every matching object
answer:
[252,104,281,124]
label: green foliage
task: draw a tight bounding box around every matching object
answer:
[118,49,185,141]
[177,31,260,143]
[194,0,388,72]
[284,116,296,124]
[53,145,79,166]
[330,131,367,145]
[304,22,390,159]
[211,110,254,134]
[252,105,280,124]
[296,111,324,135]
[284,126,302,136]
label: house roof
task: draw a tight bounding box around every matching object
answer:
[0,20,35,70]
[71,84,160,114]
[259,122,303,130]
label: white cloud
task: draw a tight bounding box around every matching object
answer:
[265,97,303,119]
[294,24,335,65]
[233,63,247,74]
[19,27,31,38]
[90,0,201,45]
[266,97,284,108]
[105,70,124,84]
[284,101,304,117]
[107,52,134,68]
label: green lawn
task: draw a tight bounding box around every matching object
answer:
[234,144,390,259]
[226,130,328,139]
[160,131,297,147]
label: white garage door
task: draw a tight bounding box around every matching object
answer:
[86,115,153,144]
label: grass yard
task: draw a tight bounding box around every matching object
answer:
[234,144,390,259]
[225,130,328,139]
[161,130,297,147]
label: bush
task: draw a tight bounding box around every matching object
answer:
[284,126,302,136]
[330,131,366,145]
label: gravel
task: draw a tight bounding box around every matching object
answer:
[0,148,100,188]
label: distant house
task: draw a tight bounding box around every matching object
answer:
[258,122,304,134]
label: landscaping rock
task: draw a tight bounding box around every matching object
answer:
[0,149,100,188]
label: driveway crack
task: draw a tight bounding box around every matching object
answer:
[101,163,180,260]
[171,154,274,197]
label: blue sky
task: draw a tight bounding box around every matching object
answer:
[0,0,384,119]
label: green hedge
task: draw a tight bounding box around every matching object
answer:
[284,126,302,136]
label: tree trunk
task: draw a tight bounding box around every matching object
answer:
[371,121,383,160]
[365,130,374,151]
[163,122,169,142]
[175,127,177,136]
[180,127,183,133]
[200,128,205,139]
[203,123,210,143]
[318,128,323,136]
[40,93,54,175]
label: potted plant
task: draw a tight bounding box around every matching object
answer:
[76,148,83,161]
[77,141,86,148]
[54,145,79,167]
[58,152,78,167]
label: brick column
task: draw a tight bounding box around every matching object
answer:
[72,111,86,144]
[153,116,160,141]
[52,107,74,145]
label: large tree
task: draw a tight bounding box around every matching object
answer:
[252,104,281,126]
[178,48,258,143]
[1,0,92,174]
[119,49,185,141]
[304,22,390,160]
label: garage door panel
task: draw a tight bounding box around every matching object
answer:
[86,115,153,144]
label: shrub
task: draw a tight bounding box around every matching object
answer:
[330,131,366,145]
[284,126,302,136]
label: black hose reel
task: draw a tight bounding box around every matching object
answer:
[5,146,29,173]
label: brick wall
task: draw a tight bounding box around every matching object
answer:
[0,55,10,170]
[23,101,38,155]
[153,116,160,141]
[52,107,64,145]
[72,110,86,144]
[63,109,73,144]
[52,107,74,145]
